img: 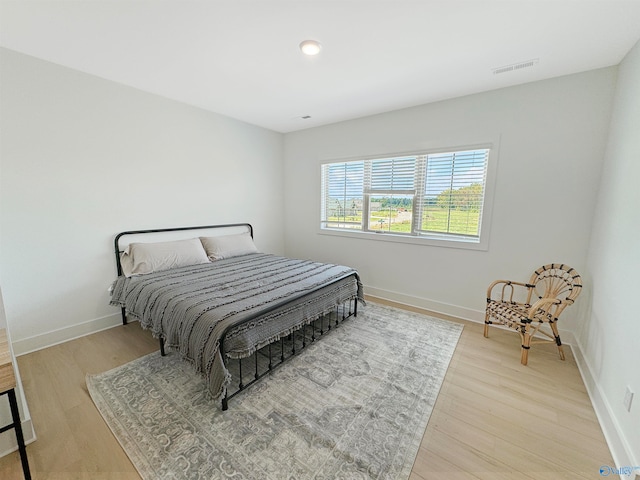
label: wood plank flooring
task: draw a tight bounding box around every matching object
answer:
[0,299,614,479]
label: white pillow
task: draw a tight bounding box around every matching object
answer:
[127,238,210,276]
[119,251,135,277]
[199,232,258,261]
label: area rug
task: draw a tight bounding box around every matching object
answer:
[87,302,463,480]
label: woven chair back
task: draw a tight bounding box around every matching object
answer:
[529,264,582,304]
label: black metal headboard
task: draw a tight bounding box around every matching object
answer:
[114,223,253,277]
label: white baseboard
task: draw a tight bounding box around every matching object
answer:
[12,312,125,356]
[572,340,639,479]
[364,286,485,323]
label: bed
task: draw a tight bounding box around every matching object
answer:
[110,223,364,410]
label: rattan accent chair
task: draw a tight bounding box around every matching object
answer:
[484,264,582,365]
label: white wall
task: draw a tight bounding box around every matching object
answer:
[283,68,616,327]
[578,39,640,471]
[0,48,285,353]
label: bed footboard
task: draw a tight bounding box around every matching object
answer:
[220,297,358,410]
[156,295,359,410]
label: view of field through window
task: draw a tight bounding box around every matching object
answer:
[322,149,489,239]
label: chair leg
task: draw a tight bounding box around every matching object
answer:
[483,313,490,338]
[519,325,532,365]
[549,321,565,361]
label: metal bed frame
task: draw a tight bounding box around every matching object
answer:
[113,223,358,410]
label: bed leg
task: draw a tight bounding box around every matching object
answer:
[222,394,228,411]
[121,307,127,325]
[159,337,166,356]
[280,338,285,362]
[292,331,296,355]
[354,298,358,317]
[254,351,259,380]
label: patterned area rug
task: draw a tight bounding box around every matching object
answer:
[87,302,463,479]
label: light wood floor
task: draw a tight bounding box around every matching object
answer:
[0,299,614,479]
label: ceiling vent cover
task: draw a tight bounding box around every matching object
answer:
[493,58,539,75]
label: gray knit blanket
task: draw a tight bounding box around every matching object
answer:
[110,253,364,403]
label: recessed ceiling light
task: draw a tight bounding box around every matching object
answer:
[300,40,321,56]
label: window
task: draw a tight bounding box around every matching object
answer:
[321,147,492,246]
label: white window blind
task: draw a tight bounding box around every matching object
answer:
[365,156,417,233]
[421,149,488,237]
[369,156,416,192]
[321,161,364,230]
[321,147,491,244]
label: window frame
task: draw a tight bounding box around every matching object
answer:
[319,144,498,251]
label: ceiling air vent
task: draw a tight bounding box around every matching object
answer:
[493,58,539,75]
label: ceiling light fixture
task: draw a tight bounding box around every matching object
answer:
[300,40,321,56]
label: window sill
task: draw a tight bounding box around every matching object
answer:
[318,227,489,251]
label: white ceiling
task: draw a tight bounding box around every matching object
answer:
[2,1,640,133]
